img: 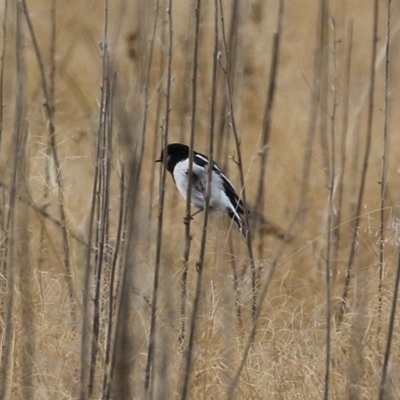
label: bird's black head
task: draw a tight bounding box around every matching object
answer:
[155,143,190,173]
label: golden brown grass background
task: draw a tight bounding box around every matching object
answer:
[1,0,400,399]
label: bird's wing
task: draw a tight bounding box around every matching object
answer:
[220,173,245,215]
[191,163,207,194]
[194,152,244,215]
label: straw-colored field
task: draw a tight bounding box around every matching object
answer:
[1,0,400,399]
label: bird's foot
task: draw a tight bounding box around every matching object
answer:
[183,214,194,225]
[183,209,203,225]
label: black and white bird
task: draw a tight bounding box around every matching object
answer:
[155,143,247,236]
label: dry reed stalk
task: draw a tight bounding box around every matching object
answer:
[378,0,391,338]
[105,7,145,394]
[14,23,35,393]
[215,0,239,163]
[18,131,34,400]
[49,0,56,105]
[214,0,242,331]
[0,0,9,324]
[317,0,330,185]
[21,0,77,326]
[148,10,166,229]
[0,3,24,398]
[145,0,174,395]
[0,0,8,151]
[137,0,160,180]
[228,236,242,329]
[109,159,140,398]
[80,1,113,397]
[338,0,379,324]
[180,0,201,345]
[297,0,328,219]
[180,1,218,398]
[101,165,126,400]
[332,20,353,282]
[379,244,400,399]
[253,0,284,259]
[177,3,194,144]
[218,0,257,323]
[323,16,339,400]
[347,269,368,399]
[88,16,114,399]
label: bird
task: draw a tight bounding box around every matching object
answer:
[155,143,247,237]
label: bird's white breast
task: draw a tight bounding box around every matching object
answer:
[173,159,233,212]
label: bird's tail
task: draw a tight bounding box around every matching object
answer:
[227,208,248,239]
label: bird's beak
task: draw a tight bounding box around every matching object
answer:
[154,158,162,163]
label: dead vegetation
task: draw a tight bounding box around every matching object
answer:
[0,0,400,399]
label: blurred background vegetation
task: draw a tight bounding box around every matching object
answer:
[0,0,400,398]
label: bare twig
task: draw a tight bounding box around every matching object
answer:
[21,0,77,325]
[253,0,284,259]
[180,0,201,345]
[297,0,328,219]
[49,0,57,106]
[0,179,87,246]
[378,0,391,338]
[378,241,400,399]
[145,0,173,395]
[0,0,8,151]
[338,0,379,323]
[332,20,353,281]
[317,0,330,185]
[147,9,166,231]
[80,1,112,397]
[102,165,126,400]
[0,3,23,398]
[181,2,218,398]
[109,158,140,399]
[218,0,257,323]
[137,0,160,180]
[323,17,339,400]
[215,0,240,162]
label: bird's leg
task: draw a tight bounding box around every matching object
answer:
[183,208,203,224]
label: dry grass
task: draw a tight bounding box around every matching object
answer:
[1,0,400,399]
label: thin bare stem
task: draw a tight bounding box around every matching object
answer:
[332,20,353,281]
[218,0,257,323]
[88,37,113,400]
[297,0,328,219]
[80,2,111,397]
[180,2,218,398]
[145,0,173,395]
[0,180,87,246]
[102,165,126,400]
[318,0,330,185]
[180,0,201,345]
[338,0,379,323]
[0,3,23,397]
[21,0,76,325]
[109,155,140,399]
[0,0,8,151]
[378,243,400,399]
[147,4,167,238]
[215,0,239,162]
[137,0,160,180]
[253,0,284,258]
[378,0,391,337]
[323,16,339,400]
[49,0,56,106]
